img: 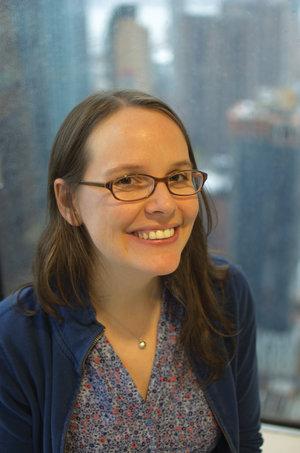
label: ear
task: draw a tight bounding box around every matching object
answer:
[54,178,81,226]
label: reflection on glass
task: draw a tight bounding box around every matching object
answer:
[0,0,299,426]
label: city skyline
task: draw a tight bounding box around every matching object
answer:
[0,0,299,425]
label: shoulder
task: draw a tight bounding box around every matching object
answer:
[212,256,256,327]
[212,255,253,292]
[0,287,51,354]
[0,286,41,324]
[0,286,37,313]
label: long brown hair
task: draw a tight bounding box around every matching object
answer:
[33,90,235,382]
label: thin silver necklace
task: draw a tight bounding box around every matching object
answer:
[97,287,163,350]
[101,310,148,350]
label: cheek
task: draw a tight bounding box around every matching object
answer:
[80,202,132,246]
[76,193,105,237]
[183,198,199,224]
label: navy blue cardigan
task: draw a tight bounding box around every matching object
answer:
[0,263,263,452]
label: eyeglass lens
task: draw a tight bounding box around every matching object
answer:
[112,171,204,201]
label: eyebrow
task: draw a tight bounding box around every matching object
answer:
[103,160,193,178]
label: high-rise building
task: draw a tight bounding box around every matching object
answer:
[171,0,299,160]
[11,0,91,157]
[172,12,221,157]
[0,0,90,293]
[0,0,41,292]
[106,4,152,92]
[228,90,300,331]
[222,0,298,87]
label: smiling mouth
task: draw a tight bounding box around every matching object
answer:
[133,227,175,240]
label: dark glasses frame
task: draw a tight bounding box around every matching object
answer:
[79,170,208,202]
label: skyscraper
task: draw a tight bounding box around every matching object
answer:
[0,0,90,293]
[172,12,221,155]
[0,0,41,292]
[106,4,152,92]
[222,0,298,87]
[171,0,299,160]
[228,90,300,331]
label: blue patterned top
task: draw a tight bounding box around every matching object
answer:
[65,296,221,452]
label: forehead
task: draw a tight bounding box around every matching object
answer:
[85,107,190,173]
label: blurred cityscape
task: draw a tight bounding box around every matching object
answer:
[0,0,300,425]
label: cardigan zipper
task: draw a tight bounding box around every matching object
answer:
[202,387,237,453]
[60,329,105,453]
[80,328,106,373]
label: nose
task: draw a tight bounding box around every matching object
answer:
[144,181,177,216]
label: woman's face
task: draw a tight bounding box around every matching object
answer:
[74,107,199,281]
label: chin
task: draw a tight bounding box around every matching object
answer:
[144,257,181,277]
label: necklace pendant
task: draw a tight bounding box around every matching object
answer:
[138,340,147,349]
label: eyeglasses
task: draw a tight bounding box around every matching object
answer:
[79,170,207,202]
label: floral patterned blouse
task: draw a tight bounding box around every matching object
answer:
[65,296,221,452]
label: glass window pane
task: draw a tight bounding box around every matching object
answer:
[1,0,299,427]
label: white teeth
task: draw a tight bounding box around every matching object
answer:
[155,230,165,239]
[136,228,175,240]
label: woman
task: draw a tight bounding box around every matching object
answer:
[0,90,263,452]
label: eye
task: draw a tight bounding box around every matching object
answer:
[114,174,148,189]
[168,171,190,183]
[114,175,135,187]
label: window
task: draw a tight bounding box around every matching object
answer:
[1,0,299,427]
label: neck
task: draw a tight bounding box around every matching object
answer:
[90,269,163,320]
